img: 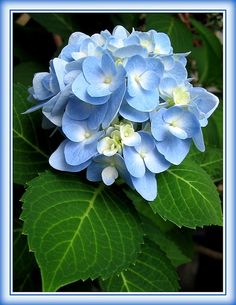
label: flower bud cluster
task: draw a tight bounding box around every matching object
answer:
[27,25,219,201]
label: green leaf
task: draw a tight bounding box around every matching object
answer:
[188,146,223,182]
[150,160,222,228]
[190,18,222,88]
[142,218,193,267]
[124,188,175,232]
[21,171,143,292]
[13,83,50,185]
[145,13,193,52]
[13,220,41,292]
[13,221,35,281]
[30,13,75,42]
[203,104,223,148]
[190,18,222,59]
[100,239,180,292]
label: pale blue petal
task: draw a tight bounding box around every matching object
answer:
[119,101,149,123]
[66,98,92,121]
[144,149,170,173]
[102,82,126,128]
[49,140,91,172]
[153,32,172,55]
[109,65,126,92]
[62,115,87,142]
[163,107,199,137]
[126,89,159,112]
[159,77,177,97]
[113,25,129,39]
[114,45,147,58]
[65,140,97,165]
[123,132,141,146]
[88,103,108,129]
[190,87,219,119]
[127,74,140,97]
[82,56,104,84]
[87,83,111,97]
[134,132,155,154]
[101,54,116,76]
[86,162,105,182]
[151,108,169,141]
[64,70,80,85]
[166,61,187,84]
[156,136,191,165]
[168,125,188,139]
[140,70,159,91]
[123,146,145,178]
[51,85,71,116]
[131,170,157,201]
[193,128,205,152]
[32,72,53,100]
[72,73,110,105]
[52,58,66,90]
[125,55,146,75]
[145,58,164,77]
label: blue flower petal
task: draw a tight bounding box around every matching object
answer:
[125,55,146,75]
[144,148,170,173]
[163,107,199,138]
[123,146,145,178]
[101,54,116,76]
[159,77,177,97]
[65,140,97,166]
[32,72,53,100]
[86,161,105,182]
[102,82,126,128]
[49,140,91,172]
[135,132,155,154]
[62,115,88,142]
[88,104,108,129]
[52,58,66,90]
[140,70,159,91]
[126,89,159,112]
[72,73,110,105]
[87,83,111,97]
[82,56,104,84]
[119,100,149,123]
[66,98,92,121]
[156,135,191,165]
[151,108,169,141]
[193,128,205,152]
[114,45,147,58]
[131,170,157,201]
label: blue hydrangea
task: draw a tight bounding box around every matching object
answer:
[27,25,219,201]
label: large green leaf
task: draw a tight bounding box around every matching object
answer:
[13,221,35,281]
[190,17,222,88]
[188,146,223,182]
[21,171,143,292]
[13,221,41,292]
[124,188,175,232]
[13,83,50,185]
[145,13,193,52]
[100,239,180,292]
[203,104,223,149]
[150,160,222,228]
[142,218,193,267]
[30,13,75,42]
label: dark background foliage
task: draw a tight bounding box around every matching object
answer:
[13,12,223,292]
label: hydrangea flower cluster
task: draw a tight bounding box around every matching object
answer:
[26,25,219,201]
